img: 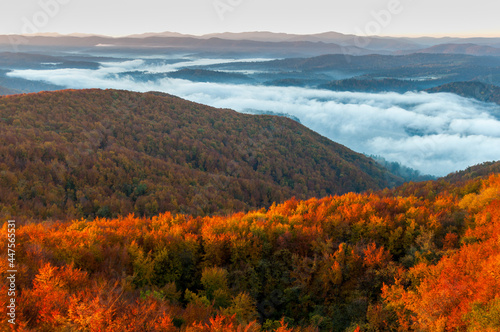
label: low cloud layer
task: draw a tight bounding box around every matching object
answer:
[8,59,500,176]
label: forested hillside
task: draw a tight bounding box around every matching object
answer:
[2,170,499,331]
[426,81,500,105]
[444,161,500,183]
[0,89,401,221]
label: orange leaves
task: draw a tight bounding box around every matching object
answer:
[383,187,500,331]
[184,314,260,332]
[329,261,343,286]
[363,243,391,269]
[459,175,500,213]
[24,263,89,328]
[66,281,124,331]
[442,232,459,250]
[8,172,500,330]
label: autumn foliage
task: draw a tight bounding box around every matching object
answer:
[1,89,499,331]
[1,165,499,330]
[0,89,401,222]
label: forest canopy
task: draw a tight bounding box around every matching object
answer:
[2,168,500,331]
[0,89,401,221]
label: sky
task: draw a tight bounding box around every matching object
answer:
[1,0,499,37]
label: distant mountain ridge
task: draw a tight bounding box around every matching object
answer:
[2,31,500,57]
[124,31,500,50]
[0,34,373,57]
[414,43,500,56]
[426,81,500,105]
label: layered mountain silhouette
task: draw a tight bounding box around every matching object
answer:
[2,32,499,56]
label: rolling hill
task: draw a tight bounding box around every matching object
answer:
[444,160,500,183]
[203,53,500,87]
[0,89,402,221]
[426,81,500,105]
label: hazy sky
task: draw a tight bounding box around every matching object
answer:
[1,0,499,37]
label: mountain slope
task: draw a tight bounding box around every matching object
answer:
[0,89,402,221]
[444,161,500,183]
[426,81,500,105]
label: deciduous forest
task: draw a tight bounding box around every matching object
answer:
[1,90,499,331]
[2,164,500,331]
[0,90,401,222]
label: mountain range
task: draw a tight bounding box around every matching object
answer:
[2,31,500,57]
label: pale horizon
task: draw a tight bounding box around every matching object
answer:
[5,30,500,40]
[1,0,498,39]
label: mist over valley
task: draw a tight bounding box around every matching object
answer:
[2,42,499,176]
